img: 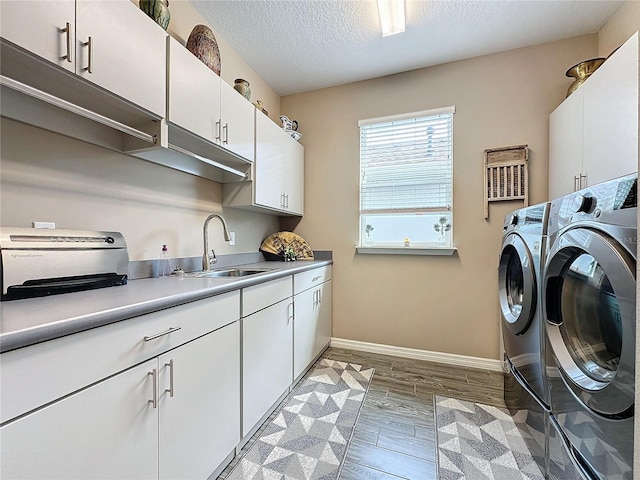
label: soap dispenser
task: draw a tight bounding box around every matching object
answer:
[160,244,170,277]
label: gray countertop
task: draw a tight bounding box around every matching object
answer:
[0,259,331,353]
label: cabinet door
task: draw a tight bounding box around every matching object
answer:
[242,298,293,437]
[254,112,285,211]
[283,132,305,215]
[168,36,221,143]
[0,359,158,479]
[159,322,240,480]
[293,281,332,380]
[220,80,255,161]
[0,1,75,72]
[316,281,332,359]
[76,0,166,117]
[582,32,638,187]
[549,87,583,200]
[293,287,317,379]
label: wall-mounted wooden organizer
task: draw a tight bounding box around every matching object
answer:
[483,144,528,219]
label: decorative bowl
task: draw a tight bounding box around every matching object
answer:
[565,57,606,97]
[186,25,221,75]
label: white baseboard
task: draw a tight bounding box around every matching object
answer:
[330,337,504,372]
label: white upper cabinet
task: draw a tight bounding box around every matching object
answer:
[284,132,304,215]
[75,0,166,117]
[220,79,256,162]
[549,87,584,200]
[168,36,221,144]
[549,31,638,199]
[255,111,287,210]
[225,111,304,215]
[167,37,255,166]
[1,0,167,118]
[581,32,638,189]
[0,1,76,73]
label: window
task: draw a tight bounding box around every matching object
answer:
[358,106,454,249]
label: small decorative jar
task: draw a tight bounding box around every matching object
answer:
[233,79,251,100]
[139,0,171,30]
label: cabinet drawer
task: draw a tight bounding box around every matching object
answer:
[293,265,331,295]
[242,276,292,317]
[0,291,239,424]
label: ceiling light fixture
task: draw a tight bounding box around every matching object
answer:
[377,0,405,37]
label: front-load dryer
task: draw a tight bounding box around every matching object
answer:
[499,202,550,407]
[544,173,636,480]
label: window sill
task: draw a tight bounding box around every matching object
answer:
[355,246,457,256]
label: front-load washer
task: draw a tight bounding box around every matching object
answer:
[499,202,550,407]
[544,173,636,480]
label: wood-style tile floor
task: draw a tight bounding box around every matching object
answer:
[325,347,505,480]
[217,346,505,480]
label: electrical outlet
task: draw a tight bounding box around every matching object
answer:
[229,232,236,246]
[33,221,55,229]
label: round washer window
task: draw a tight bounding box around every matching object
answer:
[559,252,622,383]
[504,245,524,318]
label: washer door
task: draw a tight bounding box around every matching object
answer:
[499,233,536,335]
[544,227,636,418]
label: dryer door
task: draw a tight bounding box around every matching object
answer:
[544,226,636,418]
[499,233,537,335]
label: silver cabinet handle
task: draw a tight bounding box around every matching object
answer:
[83,36,93,73]
[579,174,587,189]
[280,193,285,208]
[318,288,322,304]
[574,175,580,191]
[61,22,71,62]
[285,194,289,208]
[288,302,294,322]
[215,120,221,142]
[313,289,318,307]
[312,275,321,282]
[223,123,229,145]
[165,359,174,397]
[144,326,182,342]
[148,369,157,408]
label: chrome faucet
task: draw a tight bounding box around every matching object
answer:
[202,214,231,271]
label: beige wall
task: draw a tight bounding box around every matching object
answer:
[598,1,640,58]
[0,118,279,260]
[281,35,598,360]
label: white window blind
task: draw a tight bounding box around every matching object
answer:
[359,109,453,214]
[358,107,454,248]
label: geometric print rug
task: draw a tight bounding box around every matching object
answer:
[435,396,546,480]
[227,359,374,480]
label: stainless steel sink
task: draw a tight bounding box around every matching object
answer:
[181,268,274,278]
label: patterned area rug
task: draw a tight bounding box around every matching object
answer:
[227,359,374,480]
[435,396,545,480]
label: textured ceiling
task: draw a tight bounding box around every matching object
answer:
[190,0,624,96]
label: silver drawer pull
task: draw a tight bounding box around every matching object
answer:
[312,275,321,282]
[144,326,182,342]
[148,369,157,408]
[165,359,175,397]
[61,22,71,62]
[83,36,93,73]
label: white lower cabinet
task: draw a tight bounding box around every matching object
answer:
[0,293,241,480]
[293,267,332,380]
[0,359,159,479]
[241,277,293,437]
[0,267,332,478]
[159,322,240,480]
